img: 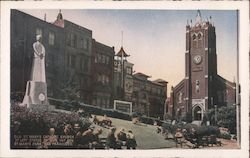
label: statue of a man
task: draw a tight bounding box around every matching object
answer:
[31,34,46,82]
[195,80,200,93]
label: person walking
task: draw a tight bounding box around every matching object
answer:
[106,127,117,149]
[126,130,137,149]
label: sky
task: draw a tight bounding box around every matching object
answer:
[21,9,238,95]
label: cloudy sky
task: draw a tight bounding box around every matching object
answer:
[21,9,237,94]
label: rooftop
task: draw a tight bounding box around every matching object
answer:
[116,47,130,57]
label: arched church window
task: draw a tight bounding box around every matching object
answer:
[192,34,196,40]
[198,33,202,40]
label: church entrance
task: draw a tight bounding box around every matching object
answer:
[193,105,202,121]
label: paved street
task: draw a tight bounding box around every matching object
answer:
[91,116,239,149]
[92,116,176,149]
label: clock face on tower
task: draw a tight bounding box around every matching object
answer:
[193,55,202,64]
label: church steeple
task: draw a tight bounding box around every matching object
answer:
[195,10,202,24]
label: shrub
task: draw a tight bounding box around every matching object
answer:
[162,122,178,134]
[218,133,231,140]
[140,116,155,125]
[196,126,220,137]
[183,123,198,133]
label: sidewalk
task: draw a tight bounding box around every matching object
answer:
[203,138,239,149]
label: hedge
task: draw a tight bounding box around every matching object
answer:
[50,99,163,124]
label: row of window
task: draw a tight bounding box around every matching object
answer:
[96,74,110,85]
[36,28,93,51]
[36,28,55,46]
[94,54,111,65]
[67,54,90,73]
[133,82,164,96]
[67,32,91,51]
[192,32,203,41]
[92,96,111,108]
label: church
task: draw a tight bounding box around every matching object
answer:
[168,11,236,123]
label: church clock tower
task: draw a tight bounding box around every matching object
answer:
[185,11,217,121]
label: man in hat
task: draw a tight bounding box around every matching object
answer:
[90,128,104,149]
[106,127,117,149]
[126,130,137,149]
[175,128,183,148]
[73,123,82,147]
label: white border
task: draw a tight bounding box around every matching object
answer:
[1,1,249,158]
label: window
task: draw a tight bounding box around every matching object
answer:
[94,56,98,63]
[70,55,76,69]
[83,38,88,50]
[106,76,109,84]
[107,99,110,107]
[102,55,106,64]
[36,28,42,36]
[80,37,84,48]
[98,54,102,63]
[198,33,202,40]
[126,67,132,75]
[48,32,55,45]
[79,57,84,71]
[97,74,102,82]
[102,75,105,85]
[192,34,196,40]
[70,33,77,47]
[84,58,89,72]
[106,56,110,64]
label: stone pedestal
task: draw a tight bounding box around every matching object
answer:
[28,104,55,112]
[22,81,49,109]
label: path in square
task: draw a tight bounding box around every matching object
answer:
[92,116,176,149]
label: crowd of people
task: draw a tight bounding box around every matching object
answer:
[156,123,221,149]
[11,103,137,149]
[106,127,137,149]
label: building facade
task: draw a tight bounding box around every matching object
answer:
[91,39,115,109]
[113,47,134,101]
[168,11,236,123]
[54,12,93,104]
[132,73,168,118]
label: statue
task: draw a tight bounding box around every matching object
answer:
[31,35,46,82]
[178,92,183,103]
[21,34,50,110]
[195,80,200,93]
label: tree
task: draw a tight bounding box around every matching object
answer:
[217,105,236,134]
[209,105,236,134]
[57,68,81,101]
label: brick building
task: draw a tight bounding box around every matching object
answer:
[53,10,93,103]
[113,47,134,101]
[168,11,236,123]
[91,39,115,108]
[132,73,168,118]
[11,9,115,106]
